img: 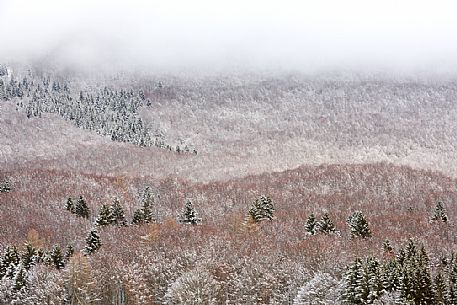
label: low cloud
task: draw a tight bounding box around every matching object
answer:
[1,0,457,73]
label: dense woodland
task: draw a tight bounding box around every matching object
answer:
[2,65,457,304]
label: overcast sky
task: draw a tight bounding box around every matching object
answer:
[1,0,457,73]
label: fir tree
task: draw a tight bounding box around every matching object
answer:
[132,187,155,225]
[65,197,75,213]
[64,244,74,261]
[383,239,394,255]
[434,272,447,305]
[305,213,317,235]
[315,213,336,234]
[84,229,101,255]
[50,245,65,269]
[75,196,90,219]
[13,262,27,291]
[110,198,127,226]
[0,246,19,279]
[248,195,275,223]
[21,243,37,270]
[347,211,371,238]
[95,204,112,227]
[432,201,448,223]
[178,200,202,225]
[131,209,145,225]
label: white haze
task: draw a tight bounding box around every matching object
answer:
[1,0,457,73]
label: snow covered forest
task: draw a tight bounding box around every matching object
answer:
[1,62,457,304]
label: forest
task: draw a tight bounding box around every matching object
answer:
[2,64,457,304]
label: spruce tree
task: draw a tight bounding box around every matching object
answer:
[64,244,74,262]
[21,243,37,270]
[65,197,75,213]
[432,201,448,223]
[110,198,127,226]
[50,245,65,269]
[13,262,27,291]
[347,211,371,238]
[84,229,101,255]
[95,204,112,227]
[132,187,155,225]
[132,209,145,225]
[305,213,317,235]
[178,200,202,225]
[248,195,275,223]
[316,213,336,234]
[434,272,448,305]
[75,196,90,219]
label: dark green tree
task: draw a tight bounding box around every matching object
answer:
[65,197,75,213]
[347,211,371,238]
[84,229,101,255]
[248,195,275,223]
[432,201,448,223]
[21,243,37,270]
[316,213,336,234]
[132,187,155,225]
[64,244,74,262]
[178,200,202,225]
[434,272,447,305]
[110,198,127,226]
[305,213,317,235]
[95,204,112,227]
[75,196,90,219]
[50,245,65,269]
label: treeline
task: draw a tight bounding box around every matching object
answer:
[0,68,196,154]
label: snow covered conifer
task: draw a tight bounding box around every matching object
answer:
[75,196,90,219]
[21,243,37,270]
[305,213,317,235]
[178,200,202,225]
[432,201,448,223]
[347,211,371,238]
[84,229,101,255]
[132,187,155,225]
[64,244,74,262]
[434,272,447,305]
[110,197,127,226]
[65,197,75,213]
[95,204,112,227]
[315,213,336,234]
[50,245,65,269]
[248,195,275,223]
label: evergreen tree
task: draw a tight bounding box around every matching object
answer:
[64,244,74,262]
[0,246,19,279]
[21,242,37,270]
[50,245,65,269]
[132,187,155,225]
[178,200,202,225]
[248,195,275,223]
[432,201,448,223]
[13,262,27,291]
[75,196,90,219]
[315,213,336,234]
[110,197,127,226]
[383,239,394,255]
[434,272,447,305]
[347,211,371,238]
[305,213,317,235]
[131,209,145,225]
[65,197,75,213]
[84,229,101,255]
[95,204,112,227]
